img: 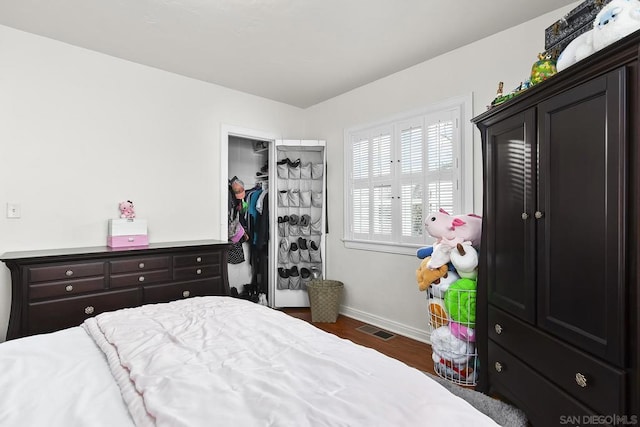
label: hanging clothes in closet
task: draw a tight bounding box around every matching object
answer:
[227,175,269,303]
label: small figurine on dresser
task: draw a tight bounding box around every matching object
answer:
[108,200,148,248]
[119,200,136,219]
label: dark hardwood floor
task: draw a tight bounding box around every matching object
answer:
[282,307,436,374]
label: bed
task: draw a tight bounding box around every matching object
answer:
[0,296,500,426]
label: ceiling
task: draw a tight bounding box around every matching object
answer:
[0,0,576,108]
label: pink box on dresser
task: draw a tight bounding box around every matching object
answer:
[107,219,149,248]
[107,234,149,248]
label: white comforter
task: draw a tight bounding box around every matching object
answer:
[82,297,499,427]
[0,296,500,426]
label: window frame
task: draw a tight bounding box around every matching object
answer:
[343,94,474,255]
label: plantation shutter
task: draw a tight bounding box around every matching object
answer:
[425,110,458,215]
[397,118,425,244]
[350,128,393,241]
[351,136,370,238]
[345,101,464,249]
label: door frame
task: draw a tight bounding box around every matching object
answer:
[219,124,278,240]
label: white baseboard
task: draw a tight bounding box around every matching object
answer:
[339,305,432,345]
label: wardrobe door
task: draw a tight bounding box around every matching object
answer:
[537,68,627,365]
[484,109,537,323]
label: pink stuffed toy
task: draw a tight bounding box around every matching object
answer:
[119,200,136,219]
[424,208,482,247]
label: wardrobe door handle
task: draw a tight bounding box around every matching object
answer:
[494,324,503,334]
[495,362,503,373]
[521,213,529,220]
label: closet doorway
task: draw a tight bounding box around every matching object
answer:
[221,125,277,306]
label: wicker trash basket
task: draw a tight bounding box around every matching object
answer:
[307,280,344,323]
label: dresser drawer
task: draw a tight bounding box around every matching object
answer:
[27,288,141,335]
[143,278,224,304]
[488,306,626,415]
[28,262,105,283]
[173,252,220,268]
[110,270,170,288]
[488,342,596,426]
[110,256,169,274]
[173,264,220,281]
[29,277,105,300]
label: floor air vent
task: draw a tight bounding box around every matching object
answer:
[356,325,396,341]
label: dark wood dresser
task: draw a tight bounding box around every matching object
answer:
[472,32,640,425]
[0,240,231,340]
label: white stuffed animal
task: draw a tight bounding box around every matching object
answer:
[450,243,479,281]
[557,0,640,71]
[427,240,456,270]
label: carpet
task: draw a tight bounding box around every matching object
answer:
[424,372,528,427]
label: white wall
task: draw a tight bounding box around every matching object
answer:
[0,25,306,340]
[306,4,577,341]
[0,4,579,342]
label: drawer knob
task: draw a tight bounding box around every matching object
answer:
[65,269,74,277]
[84,306,95,315]
[494,362,503,373]
[65,285,74,292]
[196,269,202,275]
[139,262,145,269]
[128,237,135,242]
[494,324,503,334]
[534,211,544,219]
[183,290,190,298]
[196,257,202,263]
[575,373,588,388]
[138,276,145,282]
[521,212,529,220]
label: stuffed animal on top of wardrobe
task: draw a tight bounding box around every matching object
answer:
[557,0,640,72]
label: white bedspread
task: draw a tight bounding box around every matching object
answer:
[0,326,134,427]
[82,296,499,427]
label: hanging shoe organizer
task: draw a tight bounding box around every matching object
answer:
[274,143,326,307]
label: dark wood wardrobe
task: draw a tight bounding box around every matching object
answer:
[472,32,640,425]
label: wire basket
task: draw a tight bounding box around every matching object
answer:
[427,284,478,386]
[307,279,343,323]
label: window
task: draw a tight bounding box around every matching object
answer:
[344,95,473,255]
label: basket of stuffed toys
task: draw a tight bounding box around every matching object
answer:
[415,208,481,386]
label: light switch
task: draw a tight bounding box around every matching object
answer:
[6,203,21,219]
